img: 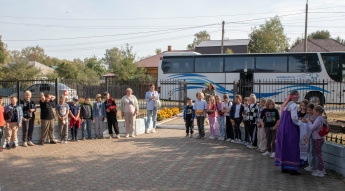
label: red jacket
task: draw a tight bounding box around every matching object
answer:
[0,105,4,126]
[70,116,80,128]
[104,98,117,114]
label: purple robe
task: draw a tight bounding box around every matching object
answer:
[275,110,304,170]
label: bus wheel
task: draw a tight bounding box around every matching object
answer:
[305,92,324,106]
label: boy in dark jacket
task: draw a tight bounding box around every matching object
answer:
[104,92,119,139]
[80,96,93,140]
[183,99,195,138]
[229,95,244,143]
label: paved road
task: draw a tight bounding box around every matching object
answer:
[0,129,344,191]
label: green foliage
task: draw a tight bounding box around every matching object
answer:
[1,52,41,80]
[0,35,9,64]
[248,16,289,53]
[334,36,345,45]
[225,48,234,54]
[103,47,123,71]
[308,30,331,39]
[155,48,162,54]
[187,30,211,50]
[84,56,106,77]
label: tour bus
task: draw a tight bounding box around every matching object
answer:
[157,52,345,105]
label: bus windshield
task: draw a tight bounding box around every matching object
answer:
[321,53,345,82]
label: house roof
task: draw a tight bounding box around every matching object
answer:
[196,39,250,47]
[28,61,55,75]
[289,39,345,52]
[136,50,193,68]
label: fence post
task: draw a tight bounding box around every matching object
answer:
[55,78,59,105]
[106,78,109,92]
[259,80,261,100]
[17,80,20,99]
[322,79,325,106]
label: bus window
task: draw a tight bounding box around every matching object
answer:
[195,57,223,73]
[321,54,341,82]
[162,57,194,73]
[224,56,254,72]
[288,54,321,72]
[256,56,287,72]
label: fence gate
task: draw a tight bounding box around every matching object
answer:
[158,79,187,110]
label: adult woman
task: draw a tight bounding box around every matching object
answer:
[202,83,216,103]
[275,90,303,175]
[121,88,139,138]
[145,84,159,134]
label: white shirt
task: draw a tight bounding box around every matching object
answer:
[284,101,302,126]
[223,101,232,116]
[235,104,241,118]
[194,99,207,116]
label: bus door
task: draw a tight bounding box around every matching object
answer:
[239,72,253,98]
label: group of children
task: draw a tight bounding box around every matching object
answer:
[0,91,122,152]
[184,91,327,177]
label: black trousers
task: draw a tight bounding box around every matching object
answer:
[196,116,205,137]
[107,115,119,135]
[185,119,194,134]
[22,117,35,142]
[244,121,250,142]
[226,116,234,139]
[249,123,258,146]
[0,126,3,144]
[71,123,78,140]
[234,118,242,140]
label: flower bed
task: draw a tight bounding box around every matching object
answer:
[157,107,179,121]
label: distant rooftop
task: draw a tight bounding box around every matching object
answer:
[289,39,345,52]
[196,39,250,47]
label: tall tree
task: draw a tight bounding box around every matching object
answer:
[21,46,47,63]
[308,30,331,39]
[334,36,345,45]
[0,35,9,64]
[155,48,162,54]
[84,56,106,77]
[187,30,211,50]
[248,16,289,53]
[103,47,123,71]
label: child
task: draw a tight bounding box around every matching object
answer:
[93,94,106,139]
[222,94,233,142]
[254,98,267,152]
[56,95,69,144]
[303,104,318,172]
[307,105,327,177]
[4,96,23,149]
[0,97,3,152]
[104,92,119,139]
[183,98,195,138]
[80,96,93,140]
[194,92,207,139]
[260,99,280,158]
[39,93,56,145]
[299,99,308,119]
[229,95,244,144]
[242,97,250,145]
[215,95,226,141]
[207,96,216,140]
[69,97,80,141]
[20,90,36,147]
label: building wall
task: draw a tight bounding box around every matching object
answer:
[195,45,248,54]
[145,67,158,79]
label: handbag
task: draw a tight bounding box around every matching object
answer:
[318,122,330,137]
[154,99,161,108]
[195,110,204,115]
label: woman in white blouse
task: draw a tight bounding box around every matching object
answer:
[145,84,159,134]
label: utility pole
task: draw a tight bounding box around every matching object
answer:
[304,0,308,52]
[221,21,225,54]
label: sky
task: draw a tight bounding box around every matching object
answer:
[0,0,345,61]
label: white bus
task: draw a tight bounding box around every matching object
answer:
[158,52,345,105]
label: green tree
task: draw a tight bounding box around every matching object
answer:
[55,61,80,79]
[308,30,331,39]
[334,36,345,45]
[225,48,234,54]
[187,30,211,50]
[103,47,123,71]
[1,52,41,80]
[21,46,47,63]
[84,56,106,77]
[155,48,162,54]
[248,16,289,53]
[0,35,9,64]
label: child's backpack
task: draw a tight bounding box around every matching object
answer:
[318,122,330,137]
[4,107,14,122]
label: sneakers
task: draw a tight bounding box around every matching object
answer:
[189,134,193,138]
[209,136,215,140]
[12,142,16,148]
[82,137,86,141]
[196,135,202,139]
[125,134,129,138]
[260,149,266,153]
[145,129,150,134]
[231,139,236,143]
[152,128,156,133]
[23,142,28,147]
[270,152,275,158]
[304,166,316,172]
[247,145,255,149]
[218,137,225,141]
[109,134,113,139]
[244,142,250,146]
[50,141,57,144]
[6,143,10,149]
[226,138,231,142]
[117,134,121,139]
[240,141,246,145]
[28,141,35,146]
[61,140,65,144]
[186,133,189,137]
[40,141,45,145]
[131,133,135,138]
[262,151,271,156]
[312,170,325,177]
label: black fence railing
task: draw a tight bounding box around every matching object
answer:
[325,134,345,145]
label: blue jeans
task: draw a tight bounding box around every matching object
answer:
[82,119,92,139]
[217,116,226,138]
[146,108,158,129]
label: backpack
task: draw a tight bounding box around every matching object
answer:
[318,122,330,137]
[4,107,14,122]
